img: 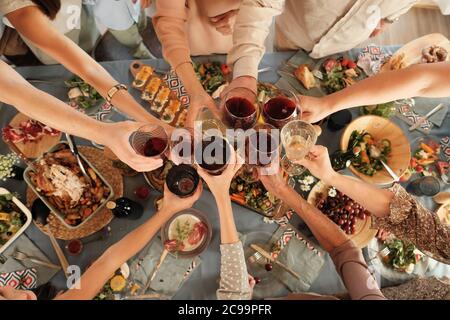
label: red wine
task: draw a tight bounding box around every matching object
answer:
[225,97,256,129]
[195,136,231,174]
[248,131,278,166]
[144,137,167,157]
[166,165,199,197]
[263,96,297,128]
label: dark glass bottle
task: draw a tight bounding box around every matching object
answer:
[106,197,144,220]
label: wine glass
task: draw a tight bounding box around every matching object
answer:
[169,128,196,165]
[222,87,258,130]
[129,124,169,159]
[262,89,301,128]
[194,134,233,176]
[280,120,317,176]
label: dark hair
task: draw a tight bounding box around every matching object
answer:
[31,0,61,20]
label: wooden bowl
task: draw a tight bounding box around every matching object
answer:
[340,115,411,186]
[307,180,377,248]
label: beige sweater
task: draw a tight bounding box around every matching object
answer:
[153,0,283,79]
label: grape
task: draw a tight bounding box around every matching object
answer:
[265,263,273,271]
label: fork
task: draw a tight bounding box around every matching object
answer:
[13,251,61,270]
[249,250,300,279]
[380,160,400,182]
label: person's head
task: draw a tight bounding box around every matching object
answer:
[0,286,37,300]
[31,0,61,20]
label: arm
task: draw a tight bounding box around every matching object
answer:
[56,183,203,300]
[223,0,284,96]
[259,170,385,300]
[0,61,162,172]
[299,146,450,263]
[6,6,172,133]
[153,1,219,126]
[302,61,450,123]
[197,152,251,300]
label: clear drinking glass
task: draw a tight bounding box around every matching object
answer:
[129,124,169,159]
[280,120,318,176]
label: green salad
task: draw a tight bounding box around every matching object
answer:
[0,193,25,246]
[194,62,227,95]
[347,130,392,176]
[383,239,421,273]
[361,102,396,118]
[65,77,104,109]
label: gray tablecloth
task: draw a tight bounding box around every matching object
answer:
[0,51,448,299]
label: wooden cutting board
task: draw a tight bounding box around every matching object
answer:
[381,33,450,72]
[7,113,62,159]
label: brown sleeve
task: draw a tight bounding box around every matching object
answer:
[152,0,191,69]
[330,240,386,300]
[372,184,450,264]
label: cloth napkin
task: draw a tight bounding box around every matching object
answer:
[356,44,391,76]
[0,267,37,290]
[0,234,59,287]
[416,104,448,128]
[267,224,325,293]
[128,237,201,299]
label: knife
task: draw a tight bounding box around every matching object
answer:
[65,133,93,186]
[408,104,444,131]
[250,244,300,280]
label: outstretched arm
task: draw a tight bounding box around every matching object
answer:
[55,184,203,300]
[302,61,450,123]
[6,6,172,133]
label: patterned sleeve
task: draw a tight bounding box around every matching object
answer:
[216,241,252,300]
[372,184,450,264]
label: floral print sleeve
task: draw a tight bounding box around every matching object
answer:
[216,242,252,300]
[372,184,450,264]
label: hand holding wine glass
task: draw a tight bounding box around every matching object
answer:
[159,182,203,217]
[296,145,336,183]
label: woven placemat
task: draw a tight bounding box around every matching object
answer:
[26,146,123,240]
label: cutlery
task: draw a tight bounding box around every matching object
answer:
[380,160,400,182]
[367,247,390,263]
[140,249,169,294]
[31,198,71,278]
[13,250,61,270]
[258,67,273,74]
[250,244,300,279]
[118,293,162,300]
[408,103,444,131]
[65,133,93,186]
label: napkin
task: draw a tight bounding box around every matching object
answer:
[356,45,390,76]
[440,137,450,162]
[416,104,448,128]
[267,224,325,293]
[128,237,201,299]
[0,234,59,287]
[0,268,37,290]
[395,101,433,134]
[162,70,190,108]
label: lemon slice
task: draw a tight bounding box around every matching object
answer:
[110,275,126,292]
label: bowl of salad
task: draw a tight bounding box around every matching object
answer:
[340,115,411,185]
[0,188,32,254]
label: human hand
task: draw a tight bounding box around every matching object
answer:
[186,92,221,128]
[220,76,257,100]
[258,167,290,202]
[196,148,243,199]
[101,121,163,172]
[297,145,336,182]
[300,95,335,123]
[209,9,239,35]
[159,181,203,216]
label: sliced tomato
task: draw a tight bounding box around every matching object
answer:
[220,64,231,75]
[323,58,337,72]
[187,222,207,246]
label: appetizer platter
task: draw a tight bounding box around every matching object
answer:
[24,142,114,229]
[340,115,411,185]
[380,33,450,72]
[161,209,212,258]
[2,113,61,159]
[130,61,187,127]
[405,136,449,181]
[307,180,377,248]
[0,188,32,254]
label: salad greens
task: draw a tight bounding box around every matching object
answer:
[348,130,392,176]
[65,76,104,109]
[194,62,227,95]
[384,239,419,272]
[361,102,396,118]
[0,193,25,246]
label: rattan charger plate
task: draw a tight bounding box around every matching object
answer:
[26,146,123,240]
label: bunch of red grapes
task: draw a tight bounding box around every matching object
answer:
[316,191,370,235]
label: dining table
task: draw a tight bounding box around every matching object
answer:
[0,48,449,299]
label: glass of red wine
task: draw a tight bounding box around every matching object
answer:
[194,135,232,176]
[239,124,279,183]
[222,87,258,130]
[130,124,168,159]
[262,90,301,128]
[166,164,200,197]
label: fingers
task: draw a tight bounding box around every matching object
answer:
[122,153,163,172]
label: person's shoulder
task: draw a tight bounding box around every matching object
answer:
[0,0,37,16]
